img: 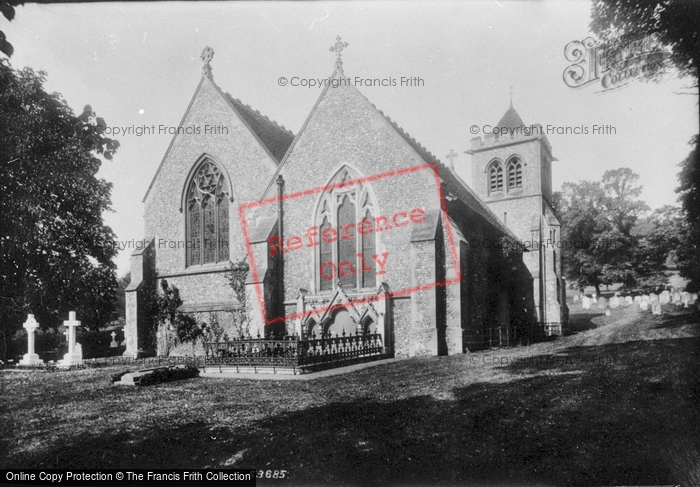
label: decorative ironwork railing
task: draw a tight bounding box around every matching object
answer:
[203,333,385,369]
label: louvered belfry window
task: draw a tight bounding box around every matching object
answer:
[187,161,230,266]
[508,158,523,190]
[489,163,503,193]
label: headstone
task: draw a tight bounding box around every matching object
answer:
[672,290,681,304]
[691,293,698,304]
[610,296,620,308]
[625,296,633,305]
[681,292,690,308]
[58,311,83,367]
[660,290,671,304]
[582,296,591,310]
[639,300,648,311]
[591,294,598,304]
[598,297,607,308]
[642,294,649,303]
[649,293,659,303]
[634,296,641,303]
[573,294,579,303]
[19,314,44,366]
[652,301,662,315]
[110,331,118,348]
[605,306,611,316]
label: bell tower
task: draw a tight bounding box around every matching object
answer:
[468,103,566,335]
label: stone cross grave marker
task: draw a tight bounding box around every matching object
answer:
[59,311,82,367]
[110,331,118,348]
[19,314,44,366]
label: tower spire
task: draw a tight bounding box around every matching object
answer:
[509,85,514,108]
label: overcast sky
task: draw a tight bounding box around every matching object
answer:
[4,1,698,275]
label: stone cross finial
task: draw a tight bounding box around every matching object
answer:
[329,36,349,72]
[201,46,215,77]
[446,149,458,170]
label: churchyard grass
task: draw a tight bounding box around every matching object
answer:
[1,304,699,486]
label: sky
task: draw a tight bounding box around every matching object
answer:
[4,1,698,276]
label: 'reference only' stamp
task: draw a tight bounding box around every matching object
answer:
[238,162,461,327]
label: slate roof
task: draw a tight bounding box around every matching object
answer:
[224,94,295,163]
[366,101,518,241]
[495,103,526,129]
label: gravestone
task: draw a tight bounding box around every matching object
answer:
[582,296,591,310]
[19,314,44,366]
[660,291,671,304]
[672,290,681,304]
[605,306,611,316]
[634,296,641,303]
[110,332,118,348]
[573,294,579,303]
[652,302,662,315]
[639,300,648,311]
[649,293,659,303]
[642,294,649,303]
[598,297,607,308]
[681,292,690,308]
[625,296,633,305]
[691,293,698,304]
[610,296,620,308]
[58,311,83,367]
[591,294,598,304]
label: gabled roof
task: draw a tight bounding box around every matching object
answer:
[224,94,295,163]
[495,103,525,129]
[258,65,518,241]
[142,75,294,203]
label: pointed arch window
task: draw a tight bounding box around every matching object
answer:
[315,167,378,292]
[488,161,504,194]
[186,160,230,266]
[507,157,523,190]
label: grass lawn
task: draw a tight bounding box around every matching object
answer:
[2,303,699,486]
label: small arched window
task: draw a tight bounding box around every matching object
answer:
[186,160,230,266]
[507,158,523,190]
[489,161,504,194]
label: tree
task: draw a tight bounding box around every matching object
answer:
[0,61,120,335]
[676,137,700,291]
[558,168,665,294]
[591,0,700,290]
[0,1,25,57]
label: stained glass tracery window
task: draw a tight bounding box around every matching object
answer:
[187,161,230,266]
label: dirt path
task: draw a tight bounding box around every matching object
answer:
[510,302,699,357]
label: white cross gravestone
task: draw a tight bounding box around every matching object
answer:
[110,331,118,348]
[19,314,44,366]
[58,311,83,367]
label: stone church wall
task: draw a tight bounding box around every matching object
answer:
[142,78,277,309]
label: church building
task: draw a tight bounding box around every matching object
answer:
[124,40,567,360]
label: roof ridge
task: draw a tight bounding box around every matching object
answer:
[224,92,295,137]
